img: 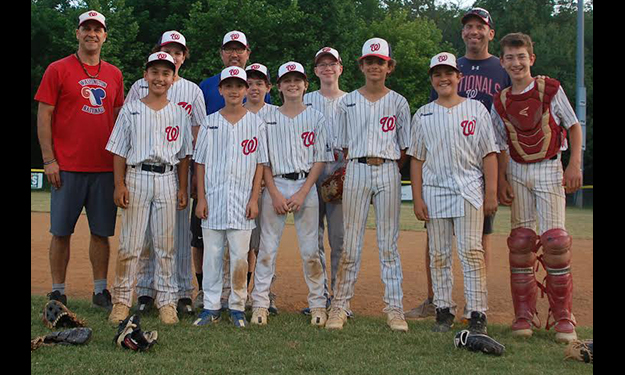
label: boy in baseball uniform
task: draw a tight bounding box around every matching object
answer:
[250,62,333,327]
[106,52,193,325]
[125,30,207,317]
[409,53,499,334]
[326,38,411,332]
[492,33,582,343]
[192,67,267,328]
[243,63,280,314]
[302,47,347,314]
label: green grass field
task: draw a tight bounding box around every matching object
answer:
[31,296,593,375]
[31,191,594,239]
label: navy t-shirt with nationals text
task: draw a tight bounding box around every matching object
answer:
[430,55,511,111]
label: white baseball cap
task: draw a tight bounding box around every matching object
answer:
[277,62,307,82]
[146,52,176,71]
[220,66,249,86]
[360,37,391,61]
[428,52,460,74]
[246,63,271,81]
[222,31,249,48]
[159,30,187,51]
[315,47,342,64]
[78,10,106,30]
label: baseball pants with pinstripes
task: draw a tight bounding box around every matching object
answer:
[333,160,404,312]
[136,172,193,301]
[111,167,179,309]
[426,199,488,318]
[508,155,566,234]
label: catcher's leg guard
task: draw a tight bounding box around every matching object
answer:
[541,228,577,343]
[508,228,541,337]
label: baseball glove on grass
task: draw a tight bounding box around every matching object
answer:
[31,327,92,351]
[113,315,158,352]
[42,300,87,329]
[454,330,505,356]
[564,339,593,363]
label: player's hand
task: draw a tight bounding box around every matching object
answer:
[286,190,307,213]
[484,194,498,217]
[498,178,515,206]
[195,198,208,219]
[413,199,429,222]
[271,192,290,215]
[114,184,129,209]
[177,190,188,210]
[44,160,62,190]
[246,199,259,220]
[563,164,583,194]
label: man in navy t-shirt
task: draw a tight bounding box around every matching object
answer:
[199,30,271,115]
[408,7,511,321]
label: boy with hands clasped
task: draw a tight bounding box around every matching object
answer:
[409,53,498,334]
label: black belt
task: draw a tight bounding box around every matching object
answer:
[132,164,174,174]
[280,172,309,180]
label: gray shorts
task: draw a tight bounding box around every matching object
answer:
[50,171,117,237]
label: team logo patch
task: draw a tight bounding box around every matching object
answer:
[79,78,108,115]
[157,53,168,60]
[165,125,180,142]
[286,64,297,71]
[438,55,448,62]
[89,11,98,17]
[301,131,315,147]
[461,118,476,136]
[241,137,258,155]
[250,64,260,70]
[177,101,193,116]
[170,33,180,40]
[370,43,381,52]
[380,115,397,132]
[231,33,240,40]
[230,68,240,76]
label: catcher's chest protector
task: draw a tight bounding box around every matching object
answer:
[494,77,566,163]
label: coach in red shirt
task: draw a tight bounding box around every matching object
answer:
[35,10,125,311]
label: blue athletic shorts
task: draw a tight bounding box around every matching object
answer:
[50,171,117,237]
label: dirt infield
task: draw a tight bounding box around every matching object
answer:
[31,212,593,326]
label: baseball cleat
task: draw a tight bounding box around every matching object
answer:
[136,295,155,316]
[193,309,221,326]
[252,307,268,325]
[325,307,347,330]
[158,304,179,325]
[432,308,455,332]
[92,289,113,312]
[387,309,408,332]
[404,297,436,319]
[177,298,194,316]
[109,303,130,324]
[467,311,488,335]
[310,308,328,327]
[230,310,248,328]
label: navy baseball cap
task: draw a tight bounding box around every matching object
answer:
[462,7,494,29]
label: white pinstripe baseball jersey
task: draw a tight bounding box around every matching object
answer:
[254,103,279,119]
[337,90,411,159]
[490,83,579,152]
[407,98,499,219]
[193,111,268,230]
[304,91,346,151]
[106,99,193,165]
[126,77,207,128]
[264,106,334,175]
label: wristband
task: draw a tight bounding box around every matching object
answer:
[43,159,57,166]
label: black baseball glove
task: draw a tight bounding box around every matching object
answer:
[31,327,92,351]
[113,315,158,352]
[42,300,87,329]
[454,329,505,356]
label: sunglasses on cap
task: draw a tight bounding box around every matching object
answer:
[463,8,494,28]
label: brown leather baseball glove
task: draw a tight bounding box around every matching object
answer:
[564,339,593,363]
[320,166,345,203]
[42,300,87,329]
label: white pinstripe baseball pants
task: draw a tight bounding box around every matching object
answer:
[251,177,326,310]
[427,199,487,318]
[508,155,566,235]
[112,167,178,309]
[135,171,193,300]
[333,160,404,312]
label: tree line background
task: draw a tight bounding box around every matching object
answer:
[31,0,594,184]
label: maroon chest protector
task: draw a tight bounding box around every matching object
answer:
[494,77,566,163]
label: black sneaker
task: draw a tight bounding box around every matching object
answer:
[92,289,113,312]
[177,298,195,316]
[467,311,488,334]
[432,308,455,332]
[136,295,154,315]
[47,290,67,306]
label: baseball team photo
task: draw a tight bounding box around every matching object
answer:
[31,0,593,373]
